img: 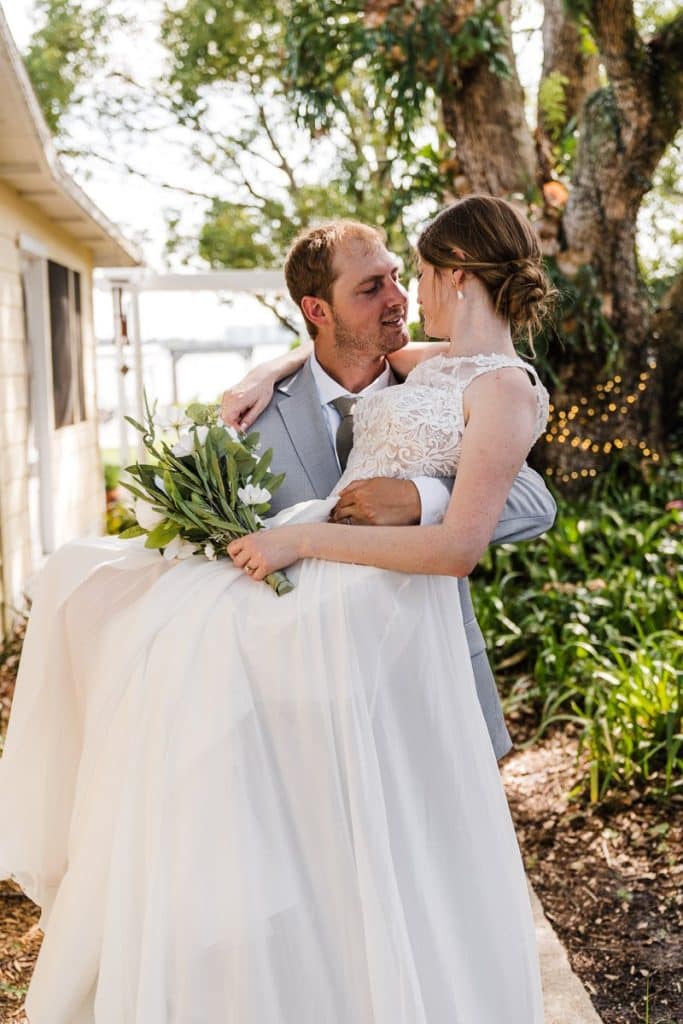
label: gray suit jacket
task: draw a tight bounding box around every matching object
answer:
[251,359,557,760]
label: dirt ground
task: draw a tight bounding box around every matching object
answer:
[502,716,682,1024]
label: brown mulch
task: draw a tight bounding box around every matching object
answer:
[1,621,35,1023]
[502,713,683,1024]
[1,627,681,1023]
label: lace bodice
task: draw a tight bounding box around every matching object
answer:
[335,353,550,492]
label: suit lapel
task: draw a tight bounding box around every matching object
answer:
[276,360,341,498]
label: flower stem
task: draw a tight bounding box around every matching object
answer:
[265,570,294,596]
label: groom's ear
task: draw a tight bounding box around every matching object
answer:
[301,295,332,331]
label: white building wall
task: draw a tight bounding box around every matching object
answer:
[0,181,104,626]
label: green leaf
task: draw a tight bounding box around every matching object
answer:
[124,415,147,433]
[119,524,147,539]
[144,520,180,549]
[251,447,273,485]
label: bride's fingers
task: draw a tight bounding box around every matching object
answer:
[220,391,252,427]
[238,396,267,431]
[227,543,252,569]
[221,380,275,431]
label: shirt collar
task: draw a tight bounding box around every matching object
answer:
[310,351,393,406]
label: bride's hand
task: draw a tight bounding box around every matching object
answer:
[227,526,304,580]
[220,340,314,431]
[220,379,274,432]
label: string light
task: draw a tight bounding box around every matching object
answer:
[542,359,661,480]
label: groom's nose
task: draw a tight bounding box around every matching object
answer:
[387,277,408,305]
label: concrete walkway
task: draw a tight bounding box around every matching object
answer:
[530,883,604,1023]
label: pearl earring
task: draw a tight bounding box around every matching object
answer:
[457,289,464,301]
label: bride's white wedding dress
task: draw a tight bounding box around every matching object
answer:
[0,354,548,1024]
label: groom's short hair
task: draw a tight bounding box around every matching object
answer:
[284,220,386,338]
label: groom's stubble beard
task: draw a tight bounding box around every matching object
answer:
[331,308,408,365]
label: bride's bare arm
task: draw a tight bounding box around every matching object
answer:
[220,339,451,430]
[220,340,313,429]
[386,341,450,378]
[228,369,540,578]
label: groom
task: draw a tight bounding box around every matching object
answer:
[221,221,556,760]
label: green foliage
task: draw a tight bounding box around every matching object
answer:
[538,71,570,142]
[103,463,121,491]
[160,0,285,108]
[159,0,454,270]
[285,0,510,144]
[534,261,619,389]
[199,203,280,269]
[105,501,137,536]
[23,0,107,133]
[635,0,682,36]
[473,457,683,800]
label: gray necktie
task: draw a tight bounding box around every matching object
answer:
[329,395,358,471]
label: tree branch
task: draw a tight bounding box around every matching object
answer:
[64,148,261,204]
[588,0,647,134]
[649,11,683,150]
[256,101,298,190]
[254,294,300,336]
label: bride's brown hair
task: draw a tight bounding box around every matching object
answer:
[417,195,556,348]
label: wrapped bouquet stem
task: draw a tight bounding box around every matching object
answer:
[120,397,294,595]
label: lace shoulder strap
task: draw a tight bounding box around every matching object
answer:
[456,354,550,441]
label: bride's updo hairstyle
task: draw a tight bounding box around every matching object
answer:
[417,195,555,346]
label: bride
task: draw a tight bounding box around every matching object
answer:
[1,196,552,1023]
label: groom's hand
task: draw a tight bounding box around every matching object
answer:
[330,478,421,526]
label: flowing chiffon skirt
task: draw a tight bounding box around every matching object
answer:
[0,501,543,1023]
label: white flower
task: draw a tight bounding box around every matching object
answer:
[204,542,217,561]
[134,498,165,531]
[154,474,167,495]
[156,406,191,432]
[171,433,194,457]
[171,425,208,457]
[221,421,240,441]
[237,483,272,506]
[162,535,197,561]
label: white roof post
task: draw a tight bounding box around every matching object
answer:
[128,286,146,461]
[112,285,130,467]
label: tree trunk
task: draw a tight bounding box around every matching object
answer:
[557,7,683,459]
[653,271,683,441]
[536,0,600,179]
[439,0,537,196]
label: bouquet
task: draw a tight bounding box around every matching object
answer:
[119,397,294,595]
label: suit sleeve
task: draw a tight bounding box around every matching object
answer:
[414,463,556,542]
[489,462,557,544]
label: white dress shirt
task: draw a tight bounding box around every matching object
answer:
[309,353,451,526]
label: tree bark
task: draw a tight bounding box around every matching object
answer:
[653,271,683,441]
[536,0,600,179]
[439,0,537,196]
[560,6,683,445]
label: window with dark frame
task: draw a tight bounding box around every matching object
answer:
[48,259,86,429]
